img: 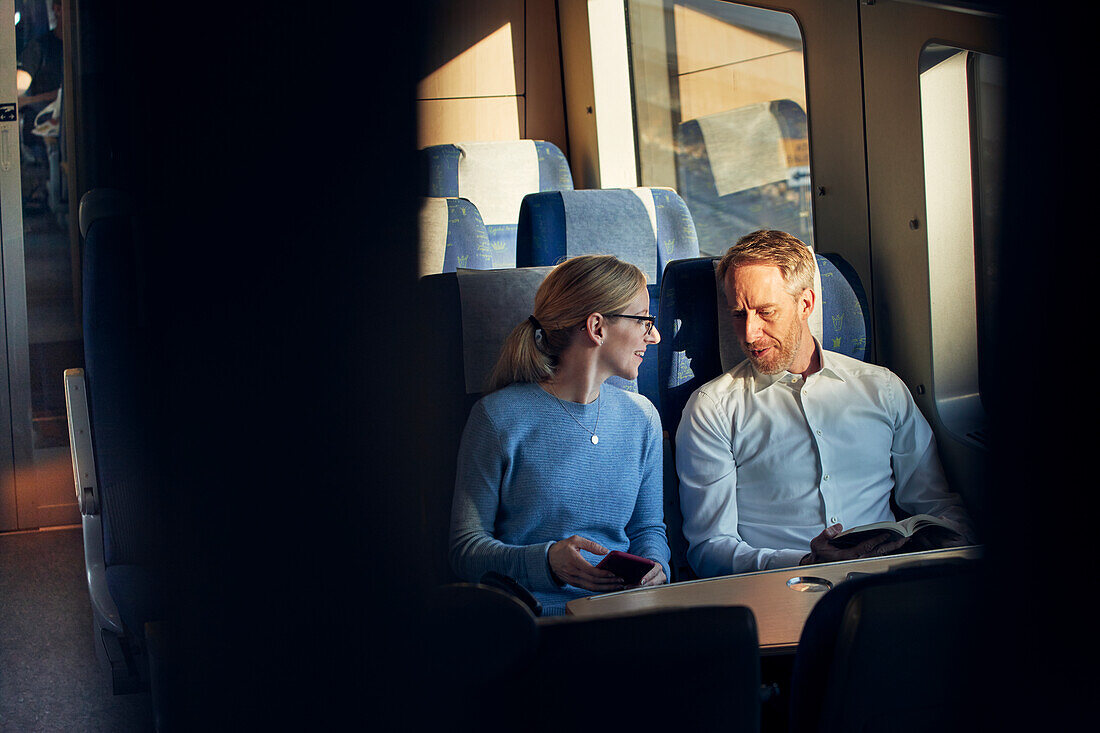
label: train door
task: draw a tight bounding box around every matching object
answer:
[0,0,80,531]
[859,0,1004,524]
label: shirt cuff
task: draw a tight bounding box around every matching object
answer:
[765,548,809,570]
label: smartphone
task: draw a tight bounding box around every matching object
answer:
[596,550,656,586]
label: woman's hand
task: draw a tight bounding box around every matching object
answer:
[548,535,624,592]
[638,561,666,587]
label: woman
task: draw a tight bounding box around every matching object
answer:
[449,255,670,615]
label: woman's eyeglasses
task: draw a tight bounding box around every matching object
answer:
[608,314,656,336]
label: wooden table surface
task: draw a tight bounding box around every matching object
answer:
[564,546,982,653]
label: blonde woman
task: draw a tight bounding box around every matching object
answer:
[449,255,670,615]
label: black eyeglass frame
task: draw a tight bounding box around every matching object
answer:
[607,313,656,336]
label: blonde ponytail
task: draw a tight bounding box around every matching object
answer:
[486,255,646,393]
[486,318,555,392]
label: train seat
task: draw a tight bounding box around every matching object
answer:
[416,265,554,589]
[417,196,494,276]
[422,582,540,729]
[655,251,871,579]
[788,560,982,733]
[657,251,870,437]
[65,188,166,696]
[420,140,574,268]
[534,605,761,731]
[515,187,700,408]
[419,588,760,732]
[677,100,813,256]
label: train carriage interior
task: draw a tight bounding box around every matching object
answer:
[0,0,1092,730]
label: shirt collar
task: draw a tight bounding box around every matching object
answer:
[748,338,847,393]
[816,340,848,382]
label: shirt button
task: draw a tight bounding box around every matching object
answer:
[823,474,830,481]
[816,429,823,436]
[830,516,839,524]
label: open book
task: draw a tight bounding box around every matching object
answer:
[828,514,962,549]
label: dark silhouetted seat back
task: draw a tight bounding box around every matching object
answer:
[533,605,761,731]
[67,188,165,696]
[790,560,983,733]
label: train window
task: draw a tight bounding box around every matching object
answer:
[919,45,1004,448]
[625,0,813,256]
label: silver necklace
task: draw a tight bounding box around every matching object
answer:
[546,383,601,445]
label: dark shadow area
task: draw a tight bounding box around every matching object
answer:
[980,2,1095,730]
[79,2,427,727]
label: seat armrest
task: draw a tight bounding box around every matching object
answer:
[479,571,542,617]
[64,368,125,636]
[64,368,98,515]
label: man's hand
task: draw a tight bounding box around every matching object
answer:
[799,524,910,566]
[549,535,624,591]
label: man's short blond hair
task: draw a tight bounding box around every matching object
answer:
[716,229,815,298]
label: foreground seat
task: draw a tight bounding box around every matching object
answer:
[423,582,540,730]
[533,605,761,731]
[417,592,761,733]
[65,188,165,696]
[789,560,983,733]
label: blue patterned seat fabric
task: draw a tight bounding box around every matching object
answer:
[421,140,574,268]
[418,197,494,275]
[515,187,700,410]
[656,252,871,437]
[677,100,814,257]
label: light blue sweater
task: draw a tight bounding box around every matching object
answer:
[449,381,670,615]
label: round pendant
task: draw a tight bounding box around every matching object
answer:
[591,435,599,445]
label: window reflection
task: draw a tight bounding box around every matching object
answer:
[15,0,79,449]
[627,0,813,256]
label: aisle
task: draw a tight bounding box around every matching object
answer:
[0,526,153,731]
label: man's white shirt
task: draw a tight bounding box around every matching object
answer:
[675,340,974,577]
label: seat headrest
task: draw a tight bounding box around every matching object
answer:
[516,187,698,285]
[421,140,574,226]
[79,189,132,239]
[418,197,493,276]
[457,266,553,394]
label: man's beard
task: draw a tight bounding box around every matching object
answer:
[743,319,803,375]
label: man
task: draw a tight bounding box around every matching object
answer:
[675,230,975,577]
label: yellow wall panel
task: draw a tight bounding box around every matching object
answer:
[419,19,524,99]
[417,97,525,149]
[523,0,568,152]
[420,0,525,98]
[417,0,565,154]
[673,4,799,76]
[678,52,806,121]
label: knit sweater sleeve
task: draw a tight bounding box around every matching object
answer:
[624,401,671,580]
[448,400,561,593]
